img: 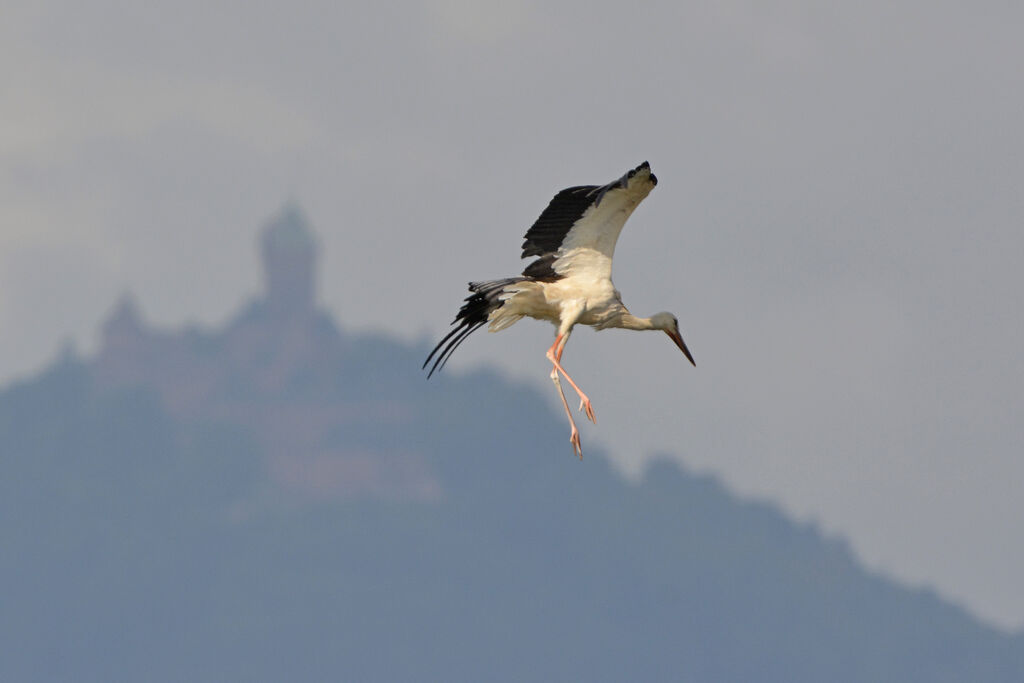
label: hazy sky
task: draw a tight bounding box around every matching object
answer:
[4,1,1023,629]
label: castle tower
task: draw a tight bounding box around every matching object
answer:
[101,293,145,349]
[261,202,318,318]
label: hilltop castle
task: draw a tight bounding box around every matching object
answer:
[92,204,438,501]
[103,201,320,356]
[97,204,329,406]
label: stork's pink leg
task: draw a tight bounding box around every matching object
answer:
[549,366,583,459]
[546,335,596,424]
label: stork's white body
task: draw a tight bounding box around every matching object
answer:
[424,161,694,458]
[487,279,623,331]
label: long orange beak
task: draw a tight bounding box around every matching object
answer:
[666,330,696,367]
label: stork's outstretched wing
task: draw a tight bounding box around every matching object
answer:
[519,161,657,281]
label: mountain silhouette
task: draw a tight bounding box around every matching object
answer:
[2,206,1021,682]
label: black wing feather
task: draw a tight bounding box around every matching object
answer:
[422,278,520,378]
[520,185,601,258]
[520,253,560,282]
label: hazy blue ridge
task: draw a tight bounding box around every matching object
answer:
[1,332,1022,682]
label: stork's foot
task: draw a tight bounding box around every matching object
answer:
[578,395,596,424]
[569,426,583,460]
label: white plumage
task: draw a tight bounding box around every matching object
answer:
[425,161,695,458]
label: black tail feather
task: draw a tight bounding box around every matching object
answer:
[423,278,520,378]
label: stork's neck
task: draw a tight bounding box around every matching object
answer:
[619,313,658,331]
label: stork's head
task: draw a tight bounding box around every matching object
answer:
[651,312,696,367]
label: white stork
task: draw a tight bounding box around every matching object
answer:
[424,161,695,458]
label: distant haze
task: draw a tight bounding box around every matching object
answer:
[3,2,1023,629]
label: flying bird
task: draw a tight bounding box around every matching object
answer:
[423,161,695,458]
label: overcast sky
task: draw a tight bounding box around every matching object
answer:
[4,1,1023,629]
